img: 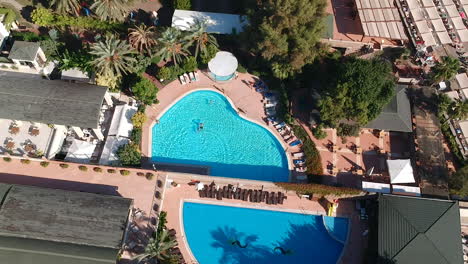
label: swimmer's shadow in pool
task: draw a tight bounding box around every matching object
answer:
[209,222,345,264]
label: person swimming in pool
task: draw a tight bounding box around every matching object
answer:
[274,246,293,255]
[198,122,204,131]
[230,239,248,248]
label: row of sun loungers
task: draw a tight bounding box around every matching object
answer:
[179,71,200,85]
[199,185,287,205]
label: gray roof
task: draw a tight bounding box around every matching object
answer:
[0,183,132,264]
[378,194,462,264]
[0,72,107,128]
[366,85,412,132]
[8,41,40,61]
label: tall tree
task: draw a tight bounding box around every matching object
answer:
[156,27,190,66]
[128,25,157,55]
[432,56,460,83]
[50,0,80,15]
[187,20,218,59]
[318,57,395,126]
[90,35,137,78]
[134,229,177,263]
[91,0,130,22]
[244,0,327,79]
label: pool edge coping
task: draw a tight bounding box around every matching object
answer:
[179,199,349,264]
[148,88,293,181]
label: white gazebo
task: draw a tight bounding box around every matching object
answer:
[208,51,238,82]
[387,159,415,184]
[64,139,97,163]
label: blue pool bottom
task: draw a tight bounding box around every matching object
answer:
[183,202,348,264]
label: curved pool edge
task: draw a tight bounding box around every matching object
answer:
[148,87,293,180]
[179,199,198,264]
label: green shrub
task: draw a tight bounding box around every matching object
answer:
[131,112,147,128]
[181,56,197,72]
[146,172,155,180]
[40,161,50,167]
[0,8,17,30]
[78,165,88,171]
[132,77,158,105]
[174,0,191,10]
[120,169,131,176]
[157,67,172,81]
[200,44,218,65]
[337,123,360,138]
[312,124,327,140]
[59,163,69,169]
[237,64,247,73]
[3,157,11,162]
[131,128,142,146]
[117,143,141,167]
[20,159,31,164]
[107,168,116,173]
[32,8,123,30]
[93,167,103,172]
[291,124,323,177]
[137,172,145,176]
[275,182,362,197]
[31,8,54,26]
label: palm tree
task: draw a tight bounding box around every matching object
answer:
[128,25,157,55]
[50,0,80,15]
[134,229,178,263]
[433,56,460,83]
[91,0,130,22]
[90,35,137,78]
[156,27,191,66]
[449,99,468,120]
[187,20,218,59]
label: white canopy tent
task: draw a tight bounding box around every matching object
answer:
[208,51,238,80]
[407,0,420,9]
[387,159,415,184]
[437,31,453,44]
[432,19,446,32]
[99,136,129,165]
[458,29,468,42]
[426,7,440,19]
[172,10,247,34]
[422,0,435,7]
[362,181,391,193]
[108,104,137,138]
[446,4,460,18]
[456,73,468,89]
[452,17,466,30]
[421,32,437,46]
[411,8,425,21]
[416,21,430,33]
[65,139,96,163]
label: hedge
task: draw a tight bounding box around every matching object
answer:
[3,157,11,162]
[276,182,362,197]
[40,161,50,167]
[291,124,323,178]
[107,169,116,173]
[20,159,31,164]
[146,172,154,180]
[59,163,69,169]
[78,165,88,171]
[120,169,130,176]
[93,167,103,172]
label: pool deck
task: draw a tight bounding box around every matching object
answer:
[162,183,365,264]
[141,70,303,181]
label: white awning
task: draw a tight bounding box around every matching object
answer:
[446,4,460,18]
[422,0,435,7]
[392,185,421,196]
[421,32,437,46]
[108,104,137,138]
[387,159,415,184]
[407,0,420,9]
[437,31,453,44]
[452,17,466,30]
[99,136,129,165]
[462,88,468,100]
[61,68,90,82]
[459,120,468,138]
[412,8,425,21]
[362,181,391,193]
[432,19,446,32]
[64,139,96,163]
[426,7,440,19]
[442,0,455,5]
[457,73,468,88]
[208,51,238,77]
[416,20,430,33]
[73,126,84,139]
[172,10,247,34]
[458,29,468,42]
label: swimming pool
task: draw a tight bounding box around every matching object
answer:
[151,90,289,182]
[183,202,349,264]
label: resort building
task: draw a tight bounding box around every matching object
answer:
[0,183,133,264]
[446,73,468,159]
[373,194,462,263]
[0,71,136,164]
[0,41,55,76]
[172,9,247,34]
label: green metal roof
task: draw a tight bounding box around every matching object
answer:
[0,183,132,264]
[378,194,462,264]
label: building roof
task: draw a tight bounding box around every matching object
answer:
[378,194,462,264]
[387,159,415,184]
[8,41,40,61]
[0,183,132,264]
[172,9,247,34]
[366,85,412,132]
[0,72,107,128]
[208,51,238,77]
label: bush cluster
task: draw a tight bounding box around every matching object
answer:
[20,159,31,165]
[93,167,103,173]
[146,172,155,180]
[78,165,88,171]
[120,169,131,176]
[291,124,323,177]
[275,182,362,197]
[40,161,50,167]
[107,168,116,173]
[32,8,123,30]
[312,124,327,140]
[59,163,69,169]
[131,128,142,146]
[3,157,11,162]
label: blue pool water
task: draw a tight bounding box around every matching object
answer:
[183,202,349,264]
[151,90,289,182]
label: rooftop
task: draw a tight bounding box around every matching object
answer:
[366,85,412,132]
[0,72,107,128]
[172,9,247,34]
[378,194,462,263]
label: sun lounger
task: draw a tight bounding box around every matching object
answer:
[274,122,286,129]
[265,103,276,109]
[283,135,293,142]
[216,190,222,200]
[289,140,302,146]
[277,192,284,204]
[179,75,187,85]
[292,152,305,158]
[295,166,307,173]
[194,71,200,81]
[270,192,276,204]
[294,159,305,165]
[183,73,191,83]
[189,72,196,82]
[265,108,276,116]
